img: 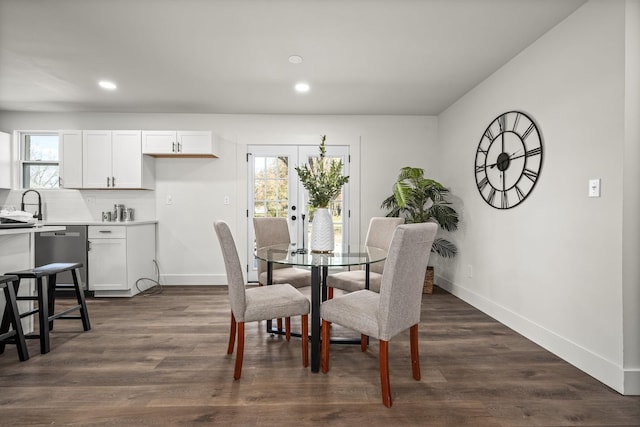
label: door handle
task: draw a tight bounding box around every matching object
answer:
[291,215,297,221]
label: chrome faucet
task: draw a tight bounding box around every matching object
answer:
[21,189,42,220]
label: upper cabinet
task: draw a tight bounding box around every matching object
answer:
[142,130,219,157]
[0,131,11,189]
[59,130,83,189]
[82,130,155,190]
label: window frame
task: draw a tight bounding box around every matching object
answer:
[18,130,60,189]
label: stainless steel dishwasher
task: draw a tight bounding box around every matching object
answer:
[34,225,89,293]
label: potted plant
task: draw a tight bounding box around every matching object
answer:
[295,135,349,252]
[380,166,459,293]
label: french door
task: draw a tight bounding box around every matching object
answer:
[247,144,349,282]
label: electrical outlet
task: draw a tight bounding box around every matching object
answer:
[224,196,230,205]
[466,264,473,278]
[165,195,173,205]
[86,196,96,204]
[589,179,601,198]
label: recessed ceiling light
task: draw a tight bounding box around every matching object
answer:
[288,55,303,64]
[295,82,310,93]
[98,80,117,90]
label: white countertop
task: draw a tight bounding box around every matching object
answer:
[41,220,158,226]
[0,225,66,236]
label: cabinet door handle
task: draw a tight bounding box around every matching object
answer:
[99,230,112,233]
[106,177,110,187]
[172,142,176,152]
[112,176,115,187]
[177,142,182,152]
[88,240,92,251]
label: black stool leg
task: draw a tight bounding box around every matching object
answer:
[47,273,57,331]
[36,277,50,354]
[71,268,91,331]
[0,297,11,354]
[0,279,21,354]
[2,281,29,361]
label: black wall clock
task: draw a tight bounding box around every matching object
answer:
[474,111,543,209]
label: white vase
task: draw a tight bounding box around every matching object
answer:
[310,208,334,252]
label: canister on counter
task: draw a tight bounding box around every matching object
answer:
[102,211,112,222]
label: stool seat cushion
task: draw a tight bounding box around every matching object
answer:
[6,262,83,278]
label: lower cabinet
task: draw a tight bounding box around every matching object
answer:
[87,224,156,297]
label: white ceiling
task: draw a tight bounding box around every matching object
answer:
[0,0,586,115]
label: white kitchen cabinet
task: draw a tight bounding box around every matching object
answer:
[141,130,218,157]
[88,224,156,297]
[59,130,83,188]
[82,130,155,189]
[0,131,11,188]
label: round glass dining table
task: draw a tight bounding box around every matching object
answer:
[255,244,387,373]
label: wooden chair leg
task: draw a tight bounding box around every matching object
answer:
[285,317,291,341]
[277,318,283,331]
[227,312,236,354]
[410,324,421,380]
[379,340,392,407]
[233,322,245,380]
[301,314,309,367]
[328,287,334,300]
[321,319,331,373]
[361,334,368,351]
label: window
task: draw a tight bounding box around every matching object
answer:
[21,132,60,189]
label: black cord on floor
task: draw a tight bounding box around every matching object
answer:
[135,259,163,296]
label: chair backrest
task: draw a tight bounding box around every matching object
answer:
[377,223,438,341]
[253,217,291,274]
[214,220,246,321]
[364,217,405,274]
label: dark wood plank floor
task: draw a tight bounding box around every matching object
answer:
[1,286,638,426]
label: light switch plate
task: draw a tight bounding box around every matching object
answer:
[589,179,601,197]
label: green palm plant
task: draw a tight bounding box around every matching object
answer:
[381,166,459,258]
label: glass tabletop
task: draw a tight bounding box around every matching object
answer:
[255,244,387,268]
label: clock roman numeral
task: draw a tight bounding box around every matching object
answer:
[515,185,525,201]
[523,168,538,182]
[526,147,542,157]
[478,176,489,191]
[488,188,496,205]
[522,123,535,140]
[512,112,521,132]
[484,127,494,141]
[501,191,509,209]
[498,115,506,132]
[475,164,486,173]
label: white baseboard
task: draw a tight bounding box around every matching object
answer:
[435,275,628,395]
[159,274,228,286]
[625,369,640,395]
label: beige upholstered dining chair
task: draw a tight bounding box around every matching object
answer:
[214,220,310,380]
[253,217,312,288]
[320,222,438,407]
[326,217,404,298]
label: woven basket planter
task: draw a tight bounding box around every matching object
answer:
[423,266,434,294]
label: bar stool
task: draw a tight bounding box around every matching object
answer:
[0,275,29,361]
[1,263,91,354]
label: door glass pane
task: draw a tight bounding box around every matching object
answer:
[253,156,289,219]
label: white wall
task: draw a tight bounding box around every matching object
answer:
[623,0,640,393]
[0,113,437,286]
[437,0,637,394]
